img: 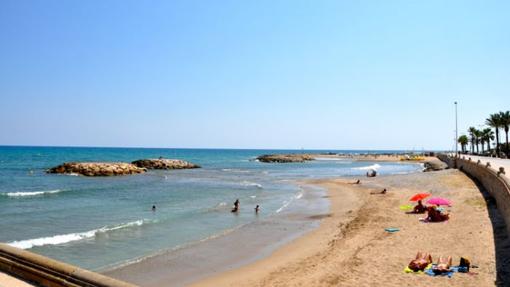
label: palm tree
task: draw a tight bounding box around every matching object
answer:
[458,135,468,153]
[479,129,486,154]
[468,127,477,154]
[475,129,481,154]
[482,128,495,153]
[500,111,510,155]
[486,113,502,156]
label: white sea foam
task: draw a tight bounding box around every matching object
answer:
[276,200,291,213]
[241,181,263,189]
[5,189,64,197]
[250,195,256,199]
[8,220,147,249]
[222,168,250,173]
[353,164,382,170]
[295,192,304,199]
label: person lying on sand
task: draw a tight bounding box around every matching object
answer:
[352,179,361,184]
[433,256,452,274]
[426,206,449,222]
[370,188,387,195]
[408,252,432,272]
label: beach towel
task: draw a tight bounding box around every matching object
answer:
[404,263,432,274]
[424,265,467,278]
[400,204,413,211]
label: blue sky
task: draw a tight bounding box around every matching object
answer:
[0,0,508,150]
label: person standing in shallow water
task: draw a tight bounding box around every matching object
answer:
[255,205,260,213]
[152,205,156,211]
[232,199,240,212]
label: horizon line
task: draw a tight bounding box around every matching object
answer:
[0,144,445,152]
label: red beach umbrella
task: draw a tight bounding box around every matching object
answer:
[409,193,431,202]
[426,197,452,206]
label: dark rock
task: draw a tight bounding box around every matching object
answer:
[366,169,377,177]
[423,160,448,172]
[256,154,315,163]
[131,159,200,169]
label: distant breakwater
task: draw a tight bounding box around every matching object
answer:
[47,158,199,176]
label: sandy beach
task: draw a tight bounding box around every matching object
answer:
[192,169,510,287]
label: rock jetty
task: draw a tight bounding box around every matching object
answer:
[256,154,315,163]
[47,162,146,176]
[423,159,448,172]
[131,158,200,169]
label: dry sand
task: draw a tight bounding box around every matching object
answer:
[193,169,510,287]
[316,154,432,162]
[0,271,35,287]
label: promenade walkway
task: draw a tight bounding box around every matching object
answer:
[462,155,510,175]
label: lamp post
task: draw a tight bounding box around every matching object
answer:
[455,101,458,155]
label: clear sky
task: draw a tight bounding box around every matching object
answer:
[1,0,508,150]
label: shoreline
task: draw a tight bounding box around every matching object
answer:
[191,169,504,286]
[103,184,330,287]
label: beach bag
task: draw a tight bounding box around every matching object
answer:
[459,257,470,272]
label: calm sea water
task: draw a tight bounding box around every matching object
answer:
[0,146,422,270]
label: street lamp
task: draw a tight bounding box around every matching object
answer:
[455,101,458,155]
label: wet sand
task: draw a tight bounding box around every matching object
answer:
[193,169,509,286]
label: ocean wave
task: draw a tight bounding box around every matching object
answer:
[4,189,64,197]
[353,164,382,170]
[222,168,250,173]
[8,219,148,249]
[276,200,292,213]
[241,181,263,189]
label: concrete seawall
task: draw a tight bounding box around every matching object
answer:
[0,243,137,287]
[438,154,510,235]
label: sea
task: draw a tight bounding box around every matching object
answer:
[0,146,423,271]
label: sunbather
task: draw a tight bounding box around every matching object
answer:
[408,252,432,272]
[433,256,452,274]
[426,206,449,222]
[370,188,387,195]
[412,200,427,214]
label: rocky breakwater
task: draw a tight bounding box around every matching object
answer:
[131,158,200,169]
[47,162,147,176]
[423,158,448,172]
[256,154,315,163]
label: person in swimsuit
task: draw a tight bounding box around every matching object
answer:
[408,252,432,272]
[433,256,452,274]
[231,199,240,213]
[412,200,427,214]
[426,206,449,222]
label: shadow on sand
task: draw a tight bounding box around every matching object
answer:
[468,175,510,286]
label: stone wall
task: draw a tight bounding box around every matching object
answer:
[0,243,137,287]
[438,154,510,235]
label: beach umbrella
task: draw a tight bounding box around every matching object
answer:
[426,197,451,206]
[409,193,431,202]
